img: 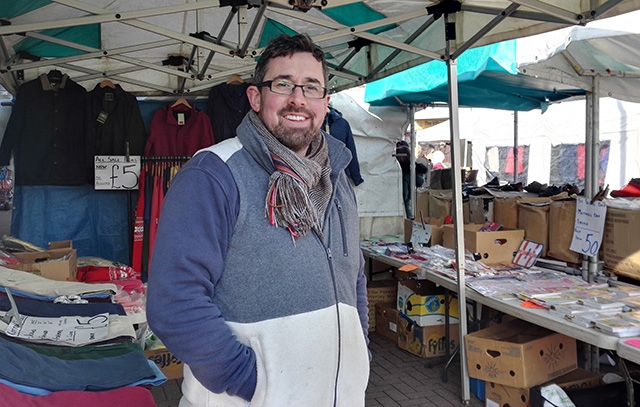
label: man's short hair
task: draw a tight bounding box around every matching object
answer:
[254,34,328,85]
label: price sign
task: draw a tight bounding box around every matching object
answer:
[570,197,607,257]
[410,221,432,247]
[94,156,141,190]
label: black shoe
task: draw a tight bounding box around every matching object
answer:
[561,184,580,195]
[485,176,499,187]
[524,181,547,194]
[469,187,487,196]
[482,176,501,189]
[539,185,562,197]
[500,182,523,192]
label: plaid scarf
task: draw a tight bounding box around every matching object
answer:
[249,111,332,240]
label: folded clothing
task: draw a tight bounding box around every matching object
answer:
[0,381,157,407]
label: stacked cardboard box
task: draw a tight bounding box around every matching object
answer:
[465,318,579,405]
[397,315,459,358]
[396,279,460,359]
[485,368,601,407]
[397,279,459,326]
[374,303,400,345]
[4,240,77,281]
[366,280,398,332]
[547,200,581,264]
[603,207,640,279]
[145,347,184,380]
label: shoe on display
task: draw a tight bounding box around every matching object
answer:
[524,181,547,194]
[610,179,640,197]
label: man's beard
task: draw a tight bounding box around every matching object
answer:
[264,108,319,153]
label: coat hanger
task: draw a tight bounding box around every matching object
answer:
[226,74,244,85]
[47,69,63,84]
[100,79,116,89]
[171,97,191,108]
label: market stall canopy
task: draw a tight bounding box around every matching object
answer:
[363,39,587,111]
[1,0,639,96]
[517,25,640,103]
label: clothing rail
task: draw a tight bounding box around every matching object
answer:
[141,156,191,161]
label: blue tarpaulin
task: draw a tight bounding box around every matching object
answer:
[364,40,585,112]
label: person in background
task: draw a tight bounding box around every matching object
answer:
[430,150,445,170]
[396,140,428,218]
[146,34,370,407]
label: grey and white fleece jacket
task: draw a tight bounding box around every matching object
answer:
[147,114,370,407]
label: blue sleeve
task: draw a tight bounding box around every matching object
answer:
[341,122,365,186]
[327,112,364,186]
[146,152,257,401]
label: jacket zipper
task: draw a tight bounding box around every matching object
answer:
[335,198,348,257]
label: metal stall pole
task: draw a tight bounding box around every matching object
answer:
[582,93,593,282]
[588,76,600,284]
[445,19,470,404]
[409,105,417,220]
[513,111,518,183]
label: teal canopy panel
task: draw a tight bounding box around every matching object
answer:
[364,40,585,112]
[258,19,299,49]
[0,1,51,19]
[322,3,396,35]
[14,25,101,58]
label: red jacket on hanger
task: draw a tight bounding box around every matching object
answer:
[144,102,215,157]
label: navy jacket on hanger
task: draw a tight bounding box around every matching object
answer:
[323,107,364,186]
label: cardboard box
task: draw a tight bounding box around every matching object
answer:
[485,381,530,407]
[428,190,470,223]
[465,319,577,388]
[517,200,551,257]
[397,279,459,326]
[492,196,521,229]
[603,207,640,278]
[429,189,452,219]
[548,200,581,264]
[415,189,429,221]
[397,313,459,358]
[367,280,398,332]
[484,368,601,407]
[6,240,77,281]
[442,224,525,264]
[551,368,602,391]
[375,303,400,344]
[145,347,184,380]
[469,195,493,224]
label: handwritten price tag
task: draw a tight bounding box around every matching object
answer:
[410,221,432,247]
[94,156,140,190]
[570,197,607,257]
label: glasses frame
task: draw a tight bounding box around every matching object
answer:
[256,80,328,99]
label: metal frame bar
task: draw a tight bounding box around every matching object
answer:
[0,1,634,97]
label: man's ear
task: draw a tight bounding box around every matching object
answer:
[246,85,262,112]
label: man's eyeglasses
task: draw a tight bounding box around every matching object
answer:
[256,80,328,99]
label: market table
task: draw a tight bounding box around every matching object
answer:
[362,246,635,404]
[362,247,621,350]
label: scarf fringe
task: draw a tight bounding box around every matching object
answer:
[249,111,331,241]
[266,172,321,238]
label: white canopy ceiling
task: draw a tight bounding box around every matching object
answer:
[1,0,639,96]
